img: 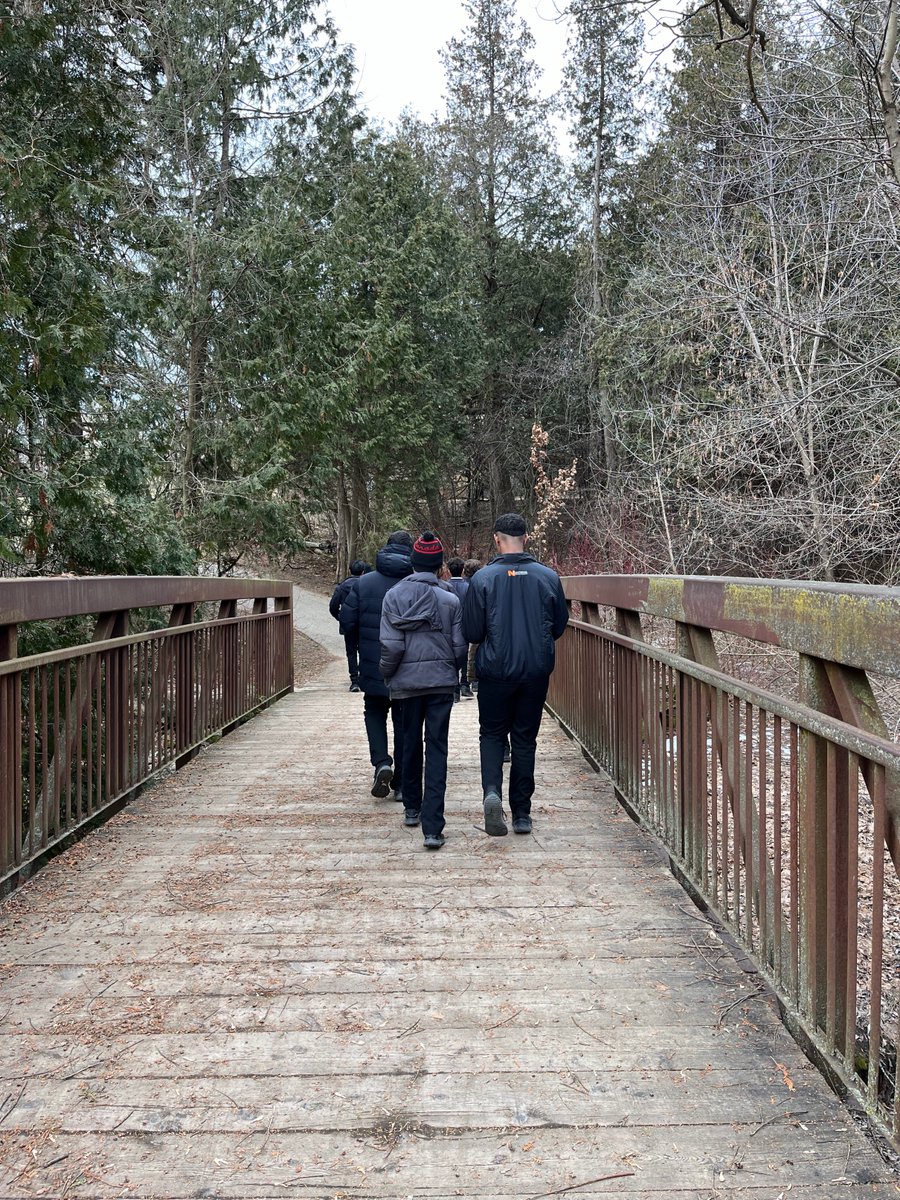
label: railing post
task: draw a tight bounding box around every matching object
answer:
[170,603,196,767]
[95,611,130,801]
[798,654,853,1051]
[274,593,293,694]
[612,609,642,803]
[252,598,268,705]
[0,625,21,880]
[218,599,238,729]
[798,654,848,1041]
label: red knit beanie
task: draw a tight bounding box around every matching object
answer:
[410,531,444,571]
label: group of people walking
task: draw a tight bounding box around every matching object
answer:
[330,514,569,850]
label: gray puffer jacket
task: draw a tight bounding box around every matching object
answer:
[379,572,467,698]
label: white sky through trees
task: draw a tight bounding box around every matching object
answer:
[328,0,570,128]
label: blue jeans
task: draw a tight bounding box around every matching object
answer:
[476,677,549,817]
[400,693,453,837]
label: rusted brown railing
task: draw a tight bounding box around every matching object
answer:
[0,576,293,886]
[548,575,900,1141]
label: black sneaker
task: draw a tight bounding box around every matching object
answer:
[453,687,461,703]
[502,744,511,763]
[423,833,445,850]
[404,809,421,827]
[371,764,392,798]
[349,682,361,693]
[459,683,474,699]
[483,791,508,837]
[393,788,404,804]
[512,816,532,835]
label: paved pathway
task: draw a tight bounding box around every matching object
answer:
[292,583,344,660]
[0,676,897,1196]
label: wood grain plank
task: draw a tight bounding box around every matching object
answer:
[0,684,893,1198]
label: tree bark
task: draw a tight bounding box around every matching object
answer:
[877,0,900,187]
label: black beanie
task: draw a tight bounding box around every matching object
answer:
[410,531,444,572]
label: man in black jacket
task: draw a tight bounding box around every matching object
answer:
[462,513,568,837]
[329,559,371,691]
[339,532,413,799]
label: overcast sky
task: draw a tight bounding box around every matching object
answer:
[328,0,571,127]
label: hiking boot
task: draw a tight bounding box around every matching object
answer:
[483,791,508,837]
[459,683,474,699]
[371,764,393,798]
[349,683,361,693]
[512,816,532,835]
[404,808,421,827]
[423,832,445,850]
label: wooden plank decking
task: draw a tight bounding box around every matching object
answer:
[0,664,897,1198]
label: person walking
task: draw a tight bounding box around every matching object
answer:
[462,513,568,837]
[329,559,371,691]
[380,533,466,850]
[339,532,413,799]
[462,558,482,693]
[445,557,473,700]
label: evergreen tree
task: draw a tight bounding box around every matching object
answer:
[299,135,483,574]
[0,0,192,574]
[437,0,576,515]
[562,0,642,480]
[118,0,356,568]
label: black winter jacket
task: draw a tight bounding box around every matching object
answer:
[329,575,358,623]
[339,545,413,695]
[446,576,469,604]
[461,552,568,682]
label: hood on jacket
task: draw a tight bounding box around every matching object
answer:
[375,544,413,579]
[390,580,443,631]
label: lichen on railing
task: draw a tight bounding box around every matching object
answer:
[548,574,900,1144]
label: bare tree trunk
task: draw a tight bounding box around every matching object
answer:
[589,44,617,481]
[877,0,900,186]
[335,466,351,581]
[349,457,369,560]
[424,483,446,537]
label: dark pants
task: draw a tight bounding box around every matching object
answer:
[477,677,549,818]
[400,693,453,837]
[344,633,360,683]
[363,693,405,791]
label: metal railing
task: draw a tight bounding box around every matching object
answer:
[0,576,293,886]
[548,575,900,1140]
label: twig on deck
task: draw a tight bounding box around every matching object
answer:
[748,1109,808,1137]
[527,1171,636,1199]
[0,1082,27,1126]
[571,1015,611,1046]
[716,986,764,1027]
[488,1009,521,1030]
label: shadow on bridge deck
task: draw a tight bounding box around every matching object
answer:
[0,664,896,1198]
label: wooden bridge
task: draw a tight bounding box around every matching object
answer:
[1,575,900,1198]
